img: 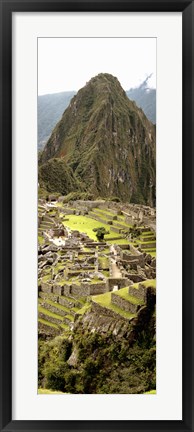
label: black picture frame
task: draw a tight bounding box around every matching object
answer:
[0,0,193,431]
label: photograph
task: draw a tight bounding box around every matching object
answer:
[1,1,193,429]
[37,37,156,395]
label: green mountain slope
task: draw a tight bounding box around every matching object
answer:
[39,73,156,205]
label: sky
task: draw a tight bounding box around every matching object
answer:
[38,37,156,95]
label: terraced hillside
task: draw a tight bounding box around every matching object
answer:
[38,199,156,336]
[38,198,156,394]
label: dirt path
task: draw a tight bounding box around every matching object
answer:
[111,260,122,278]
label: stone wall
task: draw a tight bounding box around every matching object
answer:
[39,291,59,302]
[127,274,146,283]
[70,282,107,297]
[53,284,63,296]
[39,311,62,325]
[64,209,76,215]
[111,293,140,314]
[89,283,107,295]
[106,277,130,291]
[58,296,75,307]
[38,321,60,336]
[109,226,121,234]
[91,301,129,322]
[88,214,108,225]
[71,284,90,297]
[41,283,53,293]
[128,284,147,302]
[73,200,105,208]
[42,302,67,317]
[121,252,144,266]
[140,242,156,250]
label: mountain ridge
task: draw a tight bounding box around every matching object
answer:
[39,73,156,206]
[38,77,156,150]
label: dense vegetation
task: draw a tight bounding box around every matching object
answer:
[39,327,156,394]
[39,73,156,206]
[38,79,156,150]
[38,158,81,195]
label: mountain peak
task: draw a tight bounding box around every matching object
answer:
[39,74,156,206]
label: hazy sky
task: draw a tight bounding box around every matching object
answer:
[38,38,156,95]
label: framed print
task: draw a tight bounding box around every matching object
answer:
[0,0,193,431]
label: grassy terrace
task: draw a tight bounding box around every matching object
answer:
[148,251,156,257]
[91,209,132,229]
[92,208,117,216]
[38,306,64,321]
[65,314,74,322]
[141,279,156,288]
[141,231,154,237]
[60,323,70,330]
[92,292,136,319]
[38,318,58,329]
[107,238,130,245]
[57,278,81,286]
[44,299,70,314]
[62,215,123,241]
[113,287,144,305]
[77,303,91,315]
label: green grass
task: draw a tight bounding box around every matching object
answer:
[38,318,58,329]
[137,240,156,245]
[92,209,132,229]
[113,287,144,305]
[107,238,130,245]
[141,232,154,237]
[38,306,64,321]
[90,211,112,221]
[44,299,70,313]
[144,390,156,394]
[57,278,81,286]
[41,274,51,283]
[92,292,135,319]
[92,208,116,217]
[60,323,70,330]
[57,293,74,302]
[38,236,45,245]
[98,256,109,269]
[143,247,156,257]
[102,270,109,277]
[62,215,122,241]
[113,221,132,229]
[38,388,65,394]
[90,278,106,284]
[149,251,156,257]
[101,248,110,254]
[141,279,156,288]
[65,314,74,322]
[77,303,91,315]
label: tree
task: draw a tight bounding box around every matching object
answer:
[93,227,109,241]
